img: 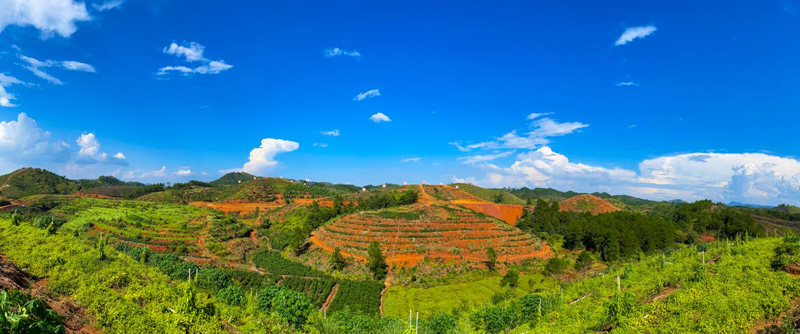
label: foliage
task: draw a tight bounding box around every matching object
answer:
[500,269,519,288]
[368,241,387,280]
[253,250,327,278]
[330,247,347,271]
[257,285,313,327]
[574,250,593,271]
[771,235,800,271]
[543,257,570,278]
[328,280,383,316]
[0,290,64,334]
[486,247,497,270]
[281,277,336,307]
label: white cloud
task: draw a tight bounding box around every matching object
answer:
[0,0,91,38]
[526,112,551,120]
[0,86,15,107]
[93,0,124,11]
[77,133,100,156]
[0,74,26,107]
[230,138,300,175]
[158,42,232,76]
[458,147,800,206]
[615,25,657,46]
[451,115,588,152]
[325,47,361,58]
[0,113,69,164]
[139,166,167,178]
[19,55,96,85]
[60,60,96,72]
[321,129,340,137]
[174,168,193,176]
[354,89,380,101]
[369,113,391,123]
[458,151,514,164]
[163,42,206,62]
[616,81,639,87]
[401,157,421,163]
[75,132,128,166]
[313,142,328,148]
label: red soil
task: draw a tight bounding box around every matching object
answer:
[558,194,620,214]
[312,204,553,268]
[699,234,715,243]
[189,201,282,215]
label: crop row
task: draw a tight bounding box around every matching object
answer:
[280,277,336,307]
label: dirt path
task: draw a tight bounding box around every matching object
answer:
[321,283,339,311]
[417,184,434,205]
[0,254,100,334]
[646,286,678,304]
[196,215,221,263]
[249,229,259,244]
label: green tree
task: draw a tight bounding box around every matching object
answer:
[330,247,347,271]
[543,257,569,283]
[10,213,20,226]
[486,247,498,270]
[574,251,593,271]
[368,241,387,280]
[500,269,519,288]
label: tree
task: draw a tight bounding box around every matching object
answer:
[574,251,593,271]
[368,241,387,280]
[543,257,569,281]
[500,269,519,288]
[10,213,19,226]
[486,247,498,270]
[330,247,347,270]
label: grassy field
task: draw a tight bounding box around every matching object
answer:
[383,272,554,318]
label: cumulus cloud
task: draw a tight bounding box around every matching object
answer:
[450,115,588,152]
[226,138,300,175]
[369,113,391,123]
[0,113,69,164]
[313,142,329,148]
[174,168,193,176]
[158,42,232,76]
[354,89,380,101]
[615,25,657,46]
[75,132,127,166]
[325,47,361,58]
[401,157,421,163]
[19,55,96,85]
[321,129,340,137]
[0,0,91,38]
[616,81,639,87]
[163,42,205,62]
[457,147,800,206]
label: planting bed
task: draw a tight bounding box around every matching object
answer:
[311,204,552,267]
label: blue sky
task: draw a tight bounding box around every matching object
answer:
[1,0,799,205]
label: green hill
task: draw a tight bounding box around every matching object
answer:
[0,168,78,199]
[210,171,258,186]
[452,183,526,204]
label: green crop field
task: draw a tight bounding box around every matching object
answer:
[383,272,554,318]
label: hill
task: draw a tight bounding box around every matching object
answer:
[451,183,526,204]
[209,171,258,185]
[558,194,621,214]
[310,203,552,267]
[0,168,78,199]
[141,177,358,203]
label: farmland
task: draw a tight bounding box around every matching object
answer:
[0,167,798,333]
[311,203,553,267]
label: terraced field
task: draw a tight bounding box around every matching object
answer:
[311,204,552,267]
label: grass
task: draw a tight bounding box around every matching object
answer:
[383,272,554,318]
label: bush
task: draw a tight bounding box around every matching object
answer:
[500,269,519,288]
[217,285,245,306]
[0,290,64,333]
[257,285,313,327]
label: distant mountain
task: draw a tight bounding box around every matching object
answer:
[728,202,774,209]
[506,187,580,202]
[0,168,79,199]
[210,172,258,186]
